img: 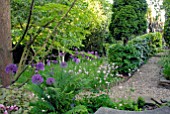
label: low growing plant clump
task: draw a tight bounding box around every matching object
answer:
[77,94,145,113]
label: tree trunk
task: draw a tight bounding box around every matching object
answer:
[0,0,12,87]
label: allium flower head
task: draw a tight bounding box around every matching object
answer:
[46,59,50,66]
[36,62,45,71]
[60,62,67,68]
[5,64,18,74]
[59,52,65,57]
[32,74,44,85]
[52,60,58,64]
[46,77,55,85]
[73,58,80,64]
[91,51,94,55]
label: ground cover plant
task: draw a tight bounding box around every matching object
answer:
[159,50,170,80]
[76,94,145,113]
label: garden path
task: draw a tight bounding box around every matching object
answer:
[108,56,170,101]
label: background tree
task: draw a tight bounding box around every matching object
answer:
[163,0,170,47]
[0,0,12,87]
[109,0,148,44]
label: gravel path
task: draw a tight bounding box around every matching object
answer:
[108,56,170,101]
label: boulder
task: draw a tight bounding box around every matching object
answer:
[94,106,170,114]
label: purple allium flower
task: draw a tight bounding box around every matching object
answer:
[59,52,65,57]
[5,64,18,74]
[75,48,78,51]
[60,62,67,68]
[52,60,58,64]
[46,59,50,66]
[75,51,79,55]
[32,74,44,85]
[70,54,73,59]
[73,58,80,64]
[95,51,98,55]
[46,77,55,85]
[35,62,45,71]
[80,51,85,57]
[91,51,94,55]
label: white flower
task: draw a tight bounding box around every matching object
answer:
[97,70,101,73]
[99,80,102,83]
[119,104,123,106]
[42,110,46,112]
[128,73,131,76]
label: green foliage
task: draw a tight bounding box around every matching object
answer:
[77,94,142,113]
[110,5,138,41]
[163,64,170,80]
[109,0,148,41]
[0,86,33,113]
[108,44,141,75]
[11,0,110,60]
[137,97,145,108]
[159,50,170,80]
[108,33,162,75]
[163,0,170,47]
[81,0,112,53]
[27,57,121,113]
[65,105,88,114]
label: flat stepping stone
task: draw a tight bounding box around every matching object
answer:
[94,106,170,114]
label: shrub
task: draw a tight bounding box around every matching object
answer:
[108,33,162,75]
[108,43,141,75]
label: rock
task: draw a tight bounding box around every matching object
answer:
[161,97,170,103]
[159,75,170,89]
[94,106,170,114]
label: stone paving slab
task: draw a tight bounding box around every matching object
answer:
[95,107,170,114]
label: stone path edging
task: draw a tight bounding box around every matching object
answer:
[94,106,170,114]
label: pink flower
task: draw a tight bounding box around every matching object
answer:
[4,110,8,114]
[0,104,5,110]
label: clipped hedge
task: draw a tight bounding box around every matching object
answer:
[108,32,162,75]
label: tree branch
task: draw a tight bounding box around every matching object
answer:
[11,0,35,52]
[29,0,77,60]
[11,0,78,86]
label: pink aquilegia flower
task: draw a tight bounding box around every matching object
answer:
[0,104,5,110]
[4,110,8,114]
